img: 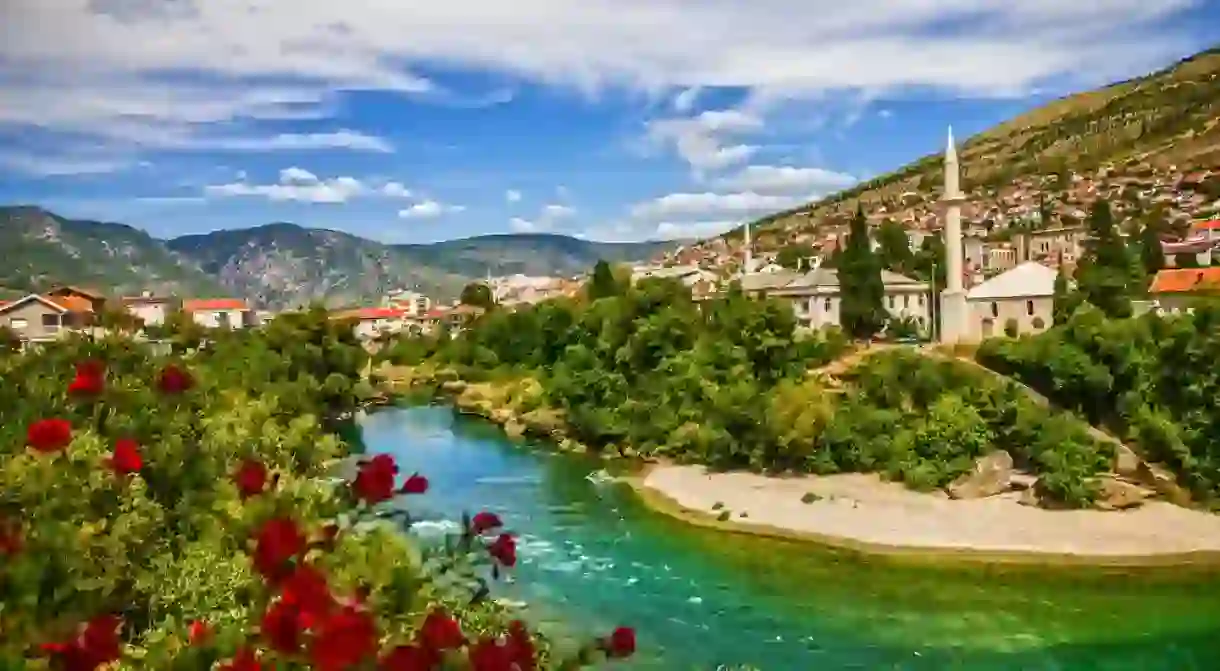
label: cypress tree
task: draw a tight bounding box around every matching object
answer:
[1075,198,1134,318]
[838,204,888,339]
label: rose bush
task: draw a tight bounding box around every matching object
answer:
[0,327,634,670]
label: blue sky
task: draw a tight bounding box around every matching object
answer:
[1,1,1217,244]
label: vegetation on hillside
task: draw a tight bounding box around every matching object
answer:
[0,312,633,669]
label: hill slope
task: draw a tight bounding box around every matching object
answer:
[1,207,676,307]
[718,46,1220,250]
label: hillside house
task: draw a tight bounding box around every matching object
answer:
[184,298,254,329]
[47,286,108,314]
[964,261,1057,340]
[384,290,432,317]
[1148,267,1220,315]
[0,293,99,342]
[752,268,930,332]
[332,307,409,340]
[123,292,176,327]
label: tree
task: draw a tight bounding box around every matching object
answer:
[775,244,816,270]
[838,205,888,340]
[1074,198,1135,319]
[1052,266,1084,325]
[1137,216,1165,278]
[875,219,915,276]
[1037,193,1055,229]
[459,282,495,309]
[587,260,626,300]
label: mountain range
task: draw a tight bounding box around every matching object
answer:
[0,206,678,307]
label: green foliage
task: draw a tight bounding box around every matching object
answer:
[775,244,816,270]
[875,219,915,277]
[838,206,887,340]
[1075,198,1136,318]
[1052,269,1084,325]
[1137,216,1166,278]
[460,282,496,309]
[977,304,1220,504]
[587,260,627,300]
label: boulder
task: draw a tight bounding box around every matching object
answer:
[439,379,467,393]
[490,407,515,425]
[1094,475,1155,511]
[1134,462,1192,506]
[1113,444,1143,479]
[503,419,526,439]
[1018,485,1041,507]
[947,450,1014,499]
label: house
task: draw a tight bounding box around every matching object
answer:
[384,290,432,317]
[1016,226,1088,265]
[0,293,99,341]
[1148,267,1220,315]
[1189,219,1220,242]
[122,292,176,327]
[757,268,931,332]
[630,264,717,289]
[422,304,486,331]
[1160,236,1216,267]
[331,307,408,340]
[46,285,108,314]
[183,298,254,329]
[964,261,1057,340]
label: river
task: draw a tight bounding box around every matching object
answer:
[360,405,1220,670]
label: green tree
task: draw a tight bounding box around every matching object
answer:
[1075,198,1135,318]
[775,244,816,270]
[587,260,626,300]
[875,219,915,276]
[1137,216,1165,278]
[1052,267,1083,325]
[460,282,495,309]
[838,205,888,340]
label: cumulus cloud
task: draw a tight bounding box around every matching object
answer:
[205,168,366,203]
[645,109,762,174]
[509,217,536,232]
[716,165,856,195]
[506,202,579,233]
[505,189,522,203]
[630,191,805,220]
[398,199,466,219]
[0,150,133,176]
[654,220,738,240]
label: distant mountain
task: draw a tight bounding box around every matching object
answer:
[0,206,677,308]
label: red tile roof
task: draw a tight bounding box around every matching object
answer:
[183,298,248,312]
[1149,268,1220,294]
[1191,219,1220,231]
[333,307,405,320]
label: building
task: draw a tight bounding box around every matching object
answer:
[0,293,99,341]
[1148,267,1220,314]
[122,292,176,327]
[331,307,409,339]
[749,268,930,332]
[1016,226,1088,266]
[46,286,108,314]
[939,126,970,343]
[964,261,1057,340]
[1189,219,1220,242]
[183,298,254,329]
[384,290,432,317]
[631,264,717,288]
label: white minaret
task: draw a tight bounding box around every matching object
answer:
[939,126,969,343]
[742,220,754,276]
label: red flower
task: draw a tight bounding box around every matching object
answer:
[470,511,502,535]
[260,600,304,654]
[352,454,399,504]
[156,363,194,394]
[505,620,536,670]
[488,534,517,568]
[282,564,335,620]
[43,614,124,671]
[0,518,22,557]
[234,459,269,499]
[187,620,211,645]
[27,418,72,454]
[604,627,636,658]
[468,637,512,671]
[68,361,105,397]
[252,517,306,582]
[400,473,429,495]
[309,604,378,671]
[417,610,465,652]
[378,645,434,671]
[220,647,264,671]
[110,438,143,475]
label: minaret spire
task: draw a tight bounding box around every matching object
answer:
[938,126,969,342]
[742,220,754,276]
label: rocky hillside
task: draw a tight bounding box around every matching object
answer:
[1,206,676,307]
[704,46,1220,253]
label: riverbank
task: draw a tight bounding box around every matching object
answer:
[634,464,1220,567]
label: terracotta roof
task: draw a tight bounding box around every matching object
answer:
[423,308,450,319]
[48,285,106,300]
[55,296,95,313]
[1149,268,1220,294]
[123,295,171,304]
[332,307,405,320]
[183,298,248,311]
[1191,219,1220,231]
[0,294,71,315]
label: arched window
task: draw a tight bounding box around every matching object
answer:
[1026,300,1034,316]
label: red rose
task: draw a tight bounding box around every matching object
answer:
[252,517,306,582]
[309,604,378,671]
[470,511,502,535]
[281,564,335,620]
[260,600,304,653]
[110,438,143,475]
[156,363,194,394]
[378,645,434,671]
[605,627,636,658]
[234,459,269,498]
[68,361,105,397]
[505,620,536,670]
[352,455,398,504]
[488,533,517,568]
[43,614,124,671]
[27,418,72,453]
[220,647,264,671]
[0,518,22,557]
[400,473,428,495]
[187,620,211,645]
[417,610,465,652]
[75,360,105,378]
[467,637,512,671]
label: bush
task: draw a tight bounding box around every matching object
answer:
[0,332,635,669]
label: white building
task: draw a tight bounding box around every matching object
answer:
[122,292,173,327]
[748,268,931,332]
[385,290,432,317]
[964,261,1057,340]
[183,299,253,329]
[333,307,410,340]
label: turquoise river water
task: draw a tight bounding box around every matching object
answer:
[360,405,1220,670]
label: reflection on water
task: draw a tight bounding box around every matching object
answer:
[360,405,1220,670]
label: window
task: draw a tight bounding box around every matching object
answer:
[823,298,832,311]
[990,302,999,318]
[10,318,27,330]
[918,295,925,306]
[888,296,895,309]
[1026,300,1034,316]
[903,295,910,309]
[42,313,60,329]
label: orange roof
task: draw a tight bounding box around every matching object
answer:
[183,298,247,311]
[54,296,95,312]
[1191,219,1220,231]
[332,307,405,320]
[48,285,106,300]
[1149,268,1220,294]
[122,295,171,304]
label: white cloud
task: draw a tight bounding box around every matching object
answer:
[505,189,522,203]
[630,191,805,220]
[878,109,894,119]
[509,217,536,232]
[646,109,762,174]
[0,150,133,176]
[209,130,393,153]
[716,165,856,195]
[205,167,367,203]
[506,202,578,234]
[382,182,413,198]
[655,220,738,240]
[672,87,701,112]
[541,204,576,219]
[398,199,466,219]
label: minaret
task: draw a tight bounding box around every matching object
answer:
[939,126,970,343]
[742,220,754,277]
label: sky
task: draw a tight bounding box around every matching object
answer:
[1,1,1217,244]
